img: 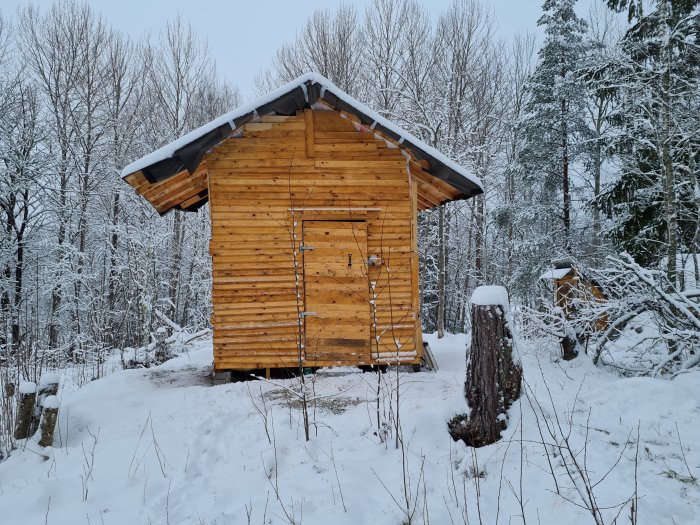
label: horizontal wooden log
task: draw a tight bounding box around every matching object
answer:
[243,121,305,131]
[212,354,421,370]
[203,110,425,370]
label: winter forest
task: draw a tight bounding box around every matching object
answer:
[0,0,699,524]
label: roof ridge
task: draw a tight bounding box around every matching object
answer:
[120,73,482,199]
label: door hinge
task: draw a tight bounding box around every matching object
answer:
[300,311,317,318]
[299,242,315,252]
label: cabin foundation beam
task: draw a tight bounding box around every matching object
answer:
[213,370,232,385]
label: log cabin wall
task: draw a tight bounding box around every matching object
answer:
[206,109,424,370]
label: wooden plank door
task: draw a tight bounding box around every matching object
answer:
[302,221,370,364]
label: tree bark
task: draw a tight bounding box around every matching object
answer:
[30,376,59,436]
[561,335,579,361]
[592,115,603,262]
[460,205,476,333]
[660,0,677,288]
[107,190,120,347]
[38,398,59,447]
[437,205,446,338]
[448,294,522,447]
[475,195,485,285]
[168,211,183,324]
[14,382,36,439]
[562,99,571,251]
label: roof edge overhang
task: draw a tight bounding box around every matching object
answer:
[121,73,483,212]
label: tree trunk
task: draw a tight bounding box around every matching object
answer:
[30,375,59,436]
[506,168,515,281]
[562,99,571,251]
[592,120,602,262]
[13,234,24,354]
[459,204,476,334]
[0,264,10,351]
[660,0,677,288]
[107,190,120,347]
[168,212,183,323]
[475,194,485,285]
[448,288,522,447]
[14,382,36,440]
[437,205,445,338]
[49,163,70,351]
[38,397,59,448]
[561,334,579,361]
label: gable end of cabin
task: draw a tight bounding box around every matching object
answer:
[207,109,423,370]
[120,73,483,374]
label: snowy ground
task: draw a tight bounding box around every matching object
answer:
[1,334,698,525]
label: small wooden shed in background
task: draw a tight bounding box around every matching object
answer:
[121,73,482,374]
[540,260,607,330]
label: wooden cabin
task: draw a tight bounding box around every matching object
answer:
[540,261,607,330]
[121,73,482,376]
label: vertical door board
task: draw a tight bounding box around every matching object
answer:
[303,221,370,362]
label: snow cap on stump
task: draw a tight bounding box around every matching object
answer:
[43,395,60,410]
[471,285,510,310]
[471,285,517,360]
[39,373,60,387]
[19,381,37,394]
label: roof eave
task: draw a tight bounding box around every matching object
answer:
[122,73,483,208]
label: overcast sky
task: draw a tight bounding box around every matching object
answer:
[0,0,597,99]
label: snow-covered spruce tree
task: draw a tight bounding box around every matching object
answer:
[578,5,621,263]
[492,34,537,300]
[595,0,700,284]
[511,0,589,297]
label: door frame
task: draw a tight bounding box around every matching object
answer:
[301,219,370,363]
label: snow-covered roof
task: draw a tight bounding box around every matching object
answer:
[120,73,482,199]
[539,268,573,280]
[120,75,314,178]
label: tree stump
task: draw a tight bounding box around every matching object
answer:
[4,382,14,398]
[38,396,59,447]
[155,327,170,363]
[30,373,60,436]
[14,381,36,439]
[38,373,59,398]
[448,286,522,447]
[560,334,579,361]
